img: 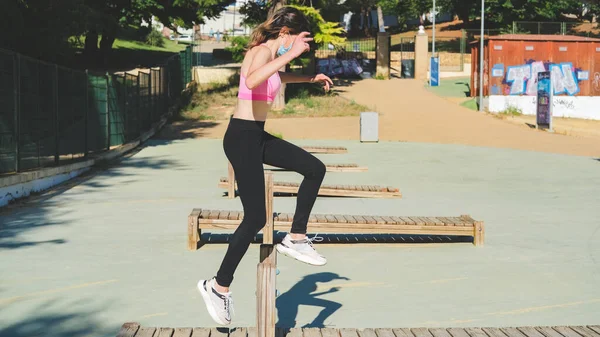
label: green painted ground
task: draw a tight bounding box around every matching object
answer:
[1,137,599,337]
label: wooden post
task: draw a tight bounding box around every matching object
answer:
[187,208,201,250]
[257,172,276,337]
[474,221,485,246]
[263,172,274,245]
[227,161,235,199]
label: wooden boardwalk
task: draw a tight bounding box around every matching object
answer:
[219,177,401,198]
[116,324,600,337]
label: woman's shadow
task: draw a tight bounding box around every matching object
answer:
[276,272,349,328]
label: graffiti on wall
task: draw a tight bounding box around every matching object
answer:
[594,72,600,92]
[497,60,588,96]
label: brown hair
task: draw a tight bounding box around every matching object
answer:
[247,7,310,49]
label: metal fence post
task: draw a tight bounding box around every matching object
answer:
[106,73,110,151]
[84,70,89,157]
[137,74,141,136]
[54,65,60,164]
[14,53,21,172]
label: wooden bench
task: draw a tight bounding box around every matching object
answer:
[265,163,368,172]
[222,163,376,199]
[300,146,347,154]
[116,323,600,337]
[218,177,402,198]
[188,208,483,250]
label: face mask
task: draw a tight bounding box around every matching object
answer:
[276,36,293,56]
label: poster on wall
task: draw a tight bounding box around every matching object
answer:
[430,57,439,87]
[536,71,553,131]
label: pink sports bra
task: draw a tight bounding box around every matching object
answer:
[238,71,281,102]
[237,43,282,102]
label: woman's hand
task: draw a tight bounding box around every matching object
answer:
[288,32,313,58]
[311,73,333,92]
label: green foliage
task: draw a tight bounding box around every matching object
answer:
[225,36,250,62]
[145,27,165,47]
[287,5,346,47]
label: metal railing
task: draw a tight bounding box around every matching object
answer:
[0,45,193,175]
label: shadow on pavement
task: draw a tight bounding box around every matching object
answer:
[276,272,349,328]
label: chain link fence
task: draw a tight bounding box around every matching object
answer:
[0,45,193,175]
[513,21,600,37]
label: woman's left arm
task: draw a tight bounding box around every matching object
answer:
[278,72,314,84]
[278,72,333,91]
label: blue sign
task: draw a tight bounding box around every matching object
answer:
[430,57,439,87]
[536,71,553,131]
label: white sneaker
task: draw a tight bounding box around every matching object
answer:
[276,233,327,266]
[197,278,234,326]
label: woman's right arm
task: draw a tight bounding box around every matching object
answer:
[244,47,295,90]
[245,32,313,90]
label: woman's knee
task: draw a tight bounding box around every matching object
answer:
[310,158,326,180]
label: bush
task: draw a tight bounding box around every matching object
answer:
[146,28,165,47]
[226,36,250,62]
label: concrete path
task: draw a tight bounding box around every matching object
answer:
[189,78,600,157]
[1,136,599,337]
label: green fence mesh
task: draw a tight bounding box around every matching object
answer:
[0,50,16,173]
[0,47,190,175]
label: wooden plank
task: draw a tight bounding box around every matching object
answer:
[333,214,348,223]
[400,217,416,225]
[380,216,396,224]
[555,327,596,337]
[429,329,452,337]
[464,328,489,337]
[200,210,211,219]
[437,217,456,226]
[588,328,600,336]
[210,328,229,337]
[325,215,338,223]
[228,161,235,199]
[229,211,240,220]
[173,328,193,337]
[353,215,367,224]
[340,329,360,337]
[392,329,414,337]
[361,215,377,225]
[116,322,140,337]
[286,328,303,337]
[248,327,258,337]
[500,328,527,337]
[515,327,545,337]
[390,216,406,225]
[156,328,175,337]
[411,328,433,337]
[372,216,387,225]
[482,328,508,337]
[418,217,436,226]
[427,217,444,226]
[218,210,230,220]
[316,214,328,223]
[135,327,157,337]
[409,217,425,226]
[358,329,378,337]
[447,328,471,337]
[192,328,211,337]
[308,215,317,223]
[344,215,358,224]
[208,210,220,219]
[534,327,564,337]
[321,328,340,337]
[447,217,466,226]
[304,327,324,337]
[375,329,396,337]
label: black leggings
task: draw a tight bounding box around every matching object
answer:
[215,118,326,287]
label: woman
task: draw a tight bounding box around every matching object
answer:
[197,6,334,326]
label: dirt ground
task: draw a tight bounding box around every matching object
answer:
[158,78,600,158]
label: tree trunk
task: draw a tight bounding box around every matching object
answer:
[377,6,385,32]
[84,30,99,67]
[99,32,116,67]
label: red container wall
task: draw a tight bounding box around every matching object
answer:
[471,38,600,97]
